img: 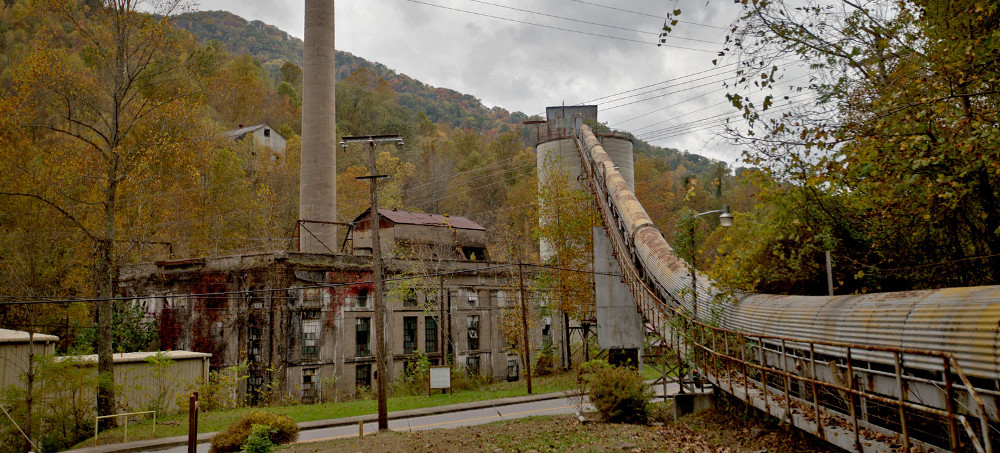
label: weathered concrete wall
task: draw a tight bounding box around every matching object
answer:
[594,227,644,349]
[119,254,535,403]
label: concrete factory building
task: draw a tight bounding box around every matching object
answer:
[119,211,534,404]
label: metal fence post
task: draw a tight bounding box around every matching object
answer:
[893,352,910,452]
[845,348,861,452]
[943,357,959,452]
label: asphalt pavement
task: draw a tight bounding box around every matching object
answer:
[70,381,686,453]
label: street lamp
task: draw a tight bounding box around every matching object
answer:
[696,204,733,226]
[689,204,733,319]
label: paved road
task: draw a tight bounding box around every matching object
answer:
[297,396,591,445]
[150,396,591,452]
[142,380,693,452]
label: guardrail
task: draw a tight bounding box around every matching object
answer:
[94,410,156,447]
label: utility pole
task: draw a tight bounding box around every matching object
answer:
[518,262,532,394]
[341,135,403,432]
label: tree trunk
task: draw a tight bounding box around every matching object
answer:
[563,311,571,371]
[25,329,33,453]
[97,157,119,426]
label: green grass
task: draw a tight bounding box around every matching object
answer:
[78,372,578,449]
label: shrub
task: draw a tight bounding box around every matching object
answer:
[588,366,652,424]
[209,410,298,453]
[534,344,555,377]
[391,353,431,396]
[241,424,275,453]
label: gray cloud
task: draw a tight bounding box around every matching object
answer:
[194,0,749,162]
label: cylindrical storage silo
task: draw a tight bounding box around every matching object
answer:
[597,135,634,191]
[536,138,585,262]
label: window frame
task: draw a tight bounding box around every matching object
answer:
[403,316,418,354]
[355,317,371,357]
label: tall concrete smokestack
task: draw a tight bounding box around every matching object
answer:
[299,0,337,253]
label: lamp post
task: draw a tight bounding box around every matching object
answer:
[689,205,733,319]
[340,134,403,432]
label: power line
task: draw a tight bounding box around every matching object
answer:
[569,0,729,30]
[0,262,619,307]
[461,0,660,36]
[602,75,733,112]
[401,0,717,52]
[631,88,815,136]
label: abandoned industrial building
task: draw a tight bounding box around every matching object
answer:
[119,209,542,403]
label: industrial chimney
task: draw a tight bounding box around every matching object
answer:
[299,0,337,253]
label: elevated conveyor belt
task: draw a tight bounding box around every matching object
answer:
[574,125,997,452]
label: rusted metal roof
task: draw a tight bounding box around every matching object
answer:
[352,208,485,231]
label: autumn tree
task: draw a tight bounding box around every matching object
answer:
[1,0,199,421]
[536,158,597,370]
[696,0,1000,292]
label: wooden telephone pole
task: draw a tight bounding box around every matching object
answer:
[341,134,403,432]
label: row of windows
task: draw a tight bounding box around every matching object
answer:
[354,316,441,357]
[304,313,479,360]
[348,289,511,309]
[296,288,518,310]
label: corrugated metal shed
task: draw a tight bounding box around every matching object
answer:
[0,329,58,390]
[58,350,211,411]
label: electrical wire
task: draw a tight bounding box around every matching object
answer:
[0,262,620,307]
[400,0,717,52]
[569,0,729,30]
[461,0,661,36]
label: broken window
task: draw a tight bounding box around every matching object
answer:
[302,367,317,400]
[356,288,368,308]
[507,355,519,381]
[356,317,371,357]
[264,128,271,137]
[302,319,320,361]
[403,288,418,307]
[467,315,479,351]
[403,316,417,354]
[467,356,480,376]
[462,247,487,261]
[356,364,371,390]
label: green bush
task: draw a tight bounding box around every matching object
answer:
[534,344,555,377]
[391,353,431,396]
[241,424,275,453]
[588,366,652,424]
[209,410,298,453]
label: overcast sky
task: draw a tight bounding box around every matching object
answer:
[192,0,748,162]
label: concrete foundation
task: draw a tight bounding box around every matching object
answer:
[673,391,715,420]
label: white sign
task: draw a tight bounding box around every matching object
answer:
[429,366,451,390]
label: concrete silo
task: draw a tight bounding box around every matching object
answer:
[534,106,642,367]
[597,135,634,190]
